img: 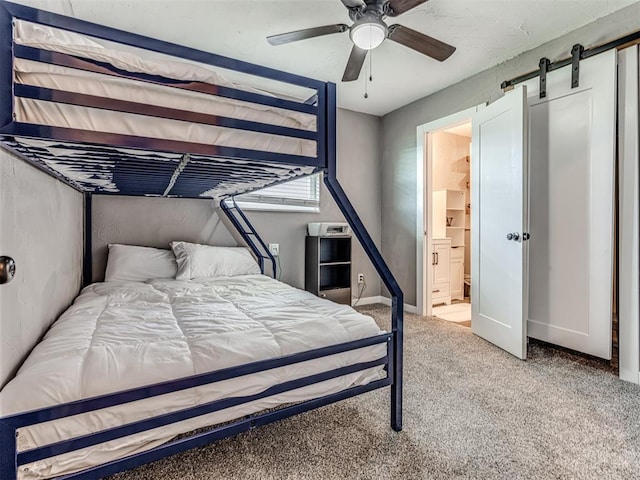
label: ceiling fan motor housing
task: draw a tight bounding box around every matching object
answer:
[348,1,388,23]
[349,13,389,50]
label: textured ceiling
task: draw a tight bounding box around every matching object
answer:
[16,0,639,115]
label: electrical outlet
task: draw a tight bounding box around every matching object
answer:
[358,273,365,284]
[268,243,279,256]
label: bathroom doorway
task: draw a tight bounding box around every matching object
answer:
[415,106,479,326]
[429,123,472,327]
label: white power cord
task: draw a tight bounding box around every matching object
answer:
[353,276,367,307]
[275,254,282,281]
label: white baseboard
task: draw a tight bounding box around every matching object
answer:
[353,295,417,314]
[352,296,384,306]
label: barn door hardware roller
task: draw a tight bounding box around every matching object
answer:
[538,58,550,98]
[0,256,16,284]
[571,44,584,89]
[537,43,582,99]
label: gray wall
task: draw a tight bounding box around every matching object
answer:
[92,108,383,297]
[0,150,83,387]
[245,108,382,294]
[91,196,236,281]
[381,2,640,306]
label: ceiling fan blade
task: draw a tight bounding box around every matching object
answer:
[388,24,455,61]
[342,46,368,82]
[386,0,428,16]
[267,24,349,46]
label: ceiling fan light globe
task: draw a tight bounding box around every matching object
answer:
[350,18,387,50]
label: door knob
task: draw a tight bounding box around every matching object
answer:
[0,256,16,284]
[506,233,520,241]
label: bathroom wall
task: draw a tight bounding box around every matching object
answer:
[432,131,471,192]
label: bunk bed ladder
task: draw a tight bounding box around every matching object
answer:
[220,197,277,278]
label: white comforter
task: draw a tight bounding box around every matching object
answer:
[0,275,386,479]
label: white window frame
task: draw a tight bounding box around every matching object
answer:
[234,173,321,213]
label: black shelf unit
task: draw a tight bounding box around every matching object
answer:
[305,235,352,305]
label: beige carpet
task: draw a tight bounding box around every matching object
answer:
[110,304,640,480]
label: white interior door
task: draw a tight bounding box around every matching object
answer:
[471,86,528,360]
[524,50,616,360]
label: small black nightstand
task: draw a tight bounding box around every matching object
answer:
[305,235,351,304]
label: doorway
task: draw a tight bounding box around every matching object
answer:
[417,94,532,360]
[429,124,472,327]
[416,106,479,322]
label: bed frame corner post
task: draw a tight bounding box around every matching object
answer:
[390,295,403,431]
[321,82,403,432]
[83,192,92,287]
[0,419,17,480]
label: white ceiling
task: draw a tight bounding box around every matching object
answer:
[18,0,639,115]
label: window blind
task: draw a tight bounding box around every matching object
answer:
[236,173,321,209]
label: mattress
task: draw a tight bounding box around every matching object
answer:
[0,275,386,479]
[12,20,317,157]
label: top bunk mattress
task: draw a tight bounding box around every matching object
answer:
[12,21,317,156]
[0,8,331,198]
[0,274,386,479]
[14,20,316,157]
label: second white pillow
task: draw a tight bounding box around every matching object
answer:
[104,244,177,283]
[171,242,261,280]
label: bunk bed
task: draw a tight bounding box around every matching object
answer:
[0,2,404,479]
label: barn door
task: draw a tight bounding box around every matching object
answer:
[471,86,529,360]
[524,50,616,360]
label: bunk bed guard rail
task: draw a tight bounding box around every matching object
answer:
[0,1,404,478]
[0,334,395,480]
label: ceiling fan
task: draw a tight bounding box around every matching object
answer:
[267,0,456,82]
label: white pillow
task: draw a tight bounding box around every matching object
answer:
[171,242,261,280]
[104,244,177,282]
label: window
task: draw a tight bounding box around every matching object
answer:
[235,173,321,212]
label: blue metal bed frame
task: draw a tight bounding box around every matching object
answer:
[0,2,403,478]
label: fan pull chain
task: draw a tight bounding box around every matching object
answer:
[364,51,373,99]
